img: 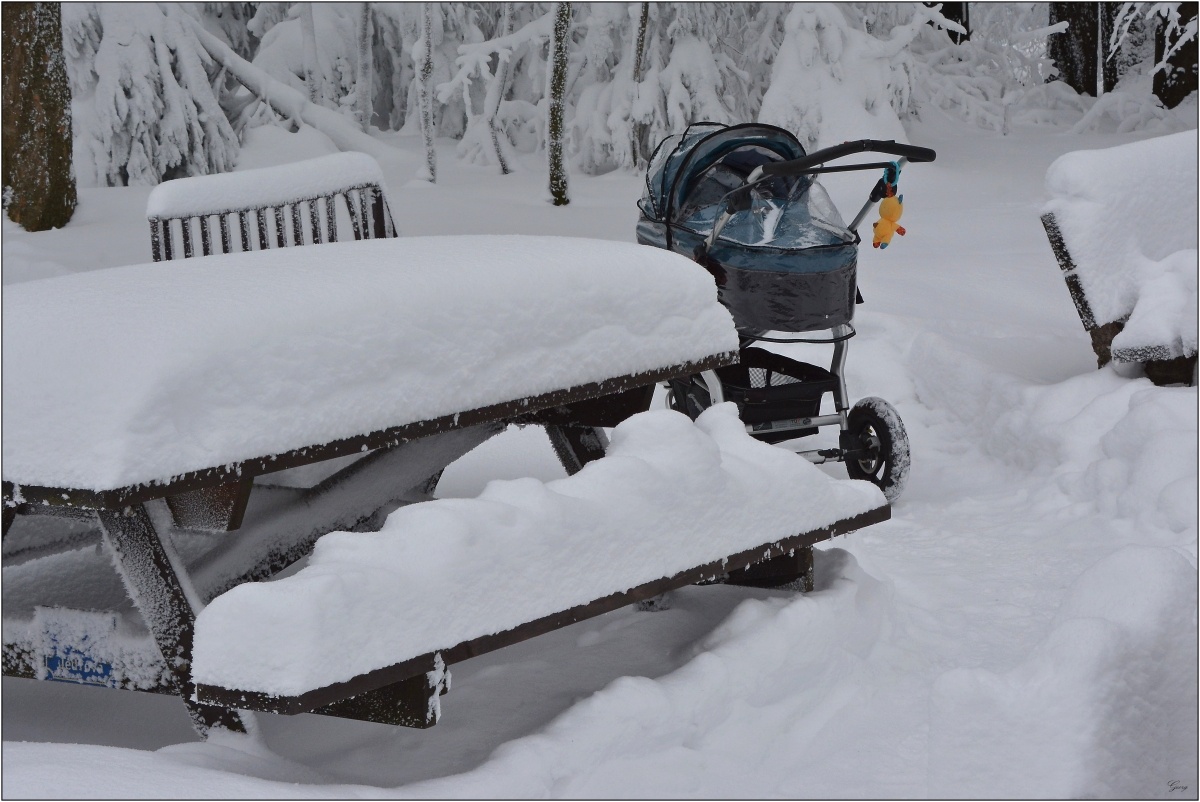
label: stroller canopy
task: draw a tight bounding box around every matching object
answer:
[639,123,808,225]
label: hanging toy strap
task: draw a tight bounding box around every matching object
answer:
[869,161,902,202]
[883,161,901,197]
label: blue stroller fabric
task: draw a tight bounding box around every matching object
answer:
[636,123,859,334]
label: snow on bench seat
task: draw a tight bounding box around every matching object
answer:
[191,404,885,698]
[146,152,391,219]
[2,236,737,491]
[1042,130,1198,363]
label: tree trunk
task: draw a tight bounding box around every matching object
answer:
[2,2,76,232]
[356,2,373,130]
[485,2,513,175]
[1154,2,1198,109]
[300,3,319,104]
[1048,3,1119,96]
[417,3,436,182]
[547,2,570,206]
[630,2,650,167]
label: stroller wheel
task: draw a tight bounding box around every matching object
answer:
[844,397,910,502]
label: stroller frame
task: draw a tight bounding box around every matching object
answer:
[643,126,937,500]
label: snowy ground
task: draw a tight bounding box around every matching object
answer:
[2,113,1196,799]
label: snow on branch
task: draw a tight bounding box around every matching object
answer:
[178,10,403,165]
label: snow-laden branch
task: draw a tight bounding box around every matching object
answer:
[177,8,401,164]
[459,11,554,60]
[437,9,554,105]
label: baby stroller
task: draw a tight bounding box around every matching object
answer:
[636,123,936,501]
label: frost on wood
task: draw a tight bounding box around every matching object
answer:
[1,2,77,230]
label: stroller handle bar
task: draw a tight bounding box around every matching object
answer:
[749,140,937,183]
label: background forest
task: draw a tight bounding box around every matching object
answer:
[51,2,1198,193]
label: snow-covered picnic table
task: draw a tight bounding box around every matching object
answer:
[3,235,735,493]
[2,232,889,736]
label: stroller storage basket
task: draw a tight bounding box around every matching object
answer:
[703,347,840,441]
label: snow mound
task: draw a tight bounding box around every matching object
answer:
[146,151,389,218]
[233,125,340,173]
[910,333,1198,534]
[929,546,1198,798]
[191,405,886,697]
[1043,130,1198,359]
[392,547,892,798]
[1,236,737,490]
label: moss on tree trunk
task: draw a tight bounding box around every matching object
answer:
[2,2,76,232]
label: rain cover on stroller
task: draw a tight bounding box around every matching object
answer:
[636,123,858,334]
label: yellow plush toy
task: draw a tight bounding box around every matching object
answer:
[872,194,905,249]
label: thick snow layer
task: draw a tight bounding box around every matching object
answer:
[191,404,884,696]
[929,546,1197,797]
[145,152,391,218]
[1,236,737,490]
[1043,130,1198,357]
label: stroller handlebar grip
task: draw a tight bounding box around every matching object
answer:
[755,140,937,179]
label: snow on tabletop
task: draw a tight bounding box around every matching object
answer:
[190,404,885,697]
[145,151,390,219]
[1,236,737,491]
[1042,130,1198,356]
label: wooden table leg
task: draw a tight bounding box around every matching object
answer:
[546,425,609,475]
[96,504,246,737]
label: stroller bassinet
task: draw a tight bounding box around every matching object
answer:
[636,123,859,334]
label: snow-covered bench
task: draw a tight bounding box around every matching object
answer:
[3,233,889,736]
[145,152,397,261]
[1041,130,1198,385]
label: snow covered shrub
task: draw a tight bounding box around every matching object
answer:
[248,4,367,127]
[911,4,1086,132]
[63,3,239,186]
[758,4,946,149]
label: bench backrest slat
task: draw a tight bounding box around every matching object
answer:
[148,183,396,262]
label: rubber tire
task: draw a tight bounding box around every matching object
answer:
[844,397,910,502]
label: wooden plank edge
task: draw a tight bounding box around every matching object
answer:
[195,503,889,715]
[4,351,739,512]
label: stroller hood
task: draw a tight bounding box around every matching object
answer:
[638,122,808,226]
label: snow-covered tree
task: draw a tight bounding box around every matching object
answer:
[759,4,948,150]
[63,3,239,186]
[248,3,374,128]
[913,4,1077,133]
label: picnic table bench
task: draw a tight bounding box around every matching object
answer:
[1041,130,1197,386]
[2,156,890,738]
